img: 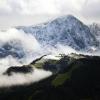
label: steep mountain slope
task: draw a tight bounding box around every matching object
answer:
[17,15,98,51]
[90,23,100,41]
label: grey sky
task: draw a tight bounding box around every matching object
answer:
[0,0,100,29]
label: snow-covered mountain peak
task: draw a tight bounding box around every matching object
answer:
[54,15,78,23]
[43,15,82,28]
[17,15,99,51]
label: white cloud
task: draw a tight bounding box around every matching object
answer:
[0,0,12,13]
[81,0,100,19]
[0,28,42,67]
[55,0,85,12]
[0,0,99,27]
[0,68,52,87]
[0,0,86,15]
[0,0,60,15]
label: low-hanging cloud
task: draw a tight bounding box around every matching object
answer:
[0,68,52,87]
[0,28,41,64]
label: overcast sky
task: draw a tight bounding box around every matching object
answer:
[0,0,100,29]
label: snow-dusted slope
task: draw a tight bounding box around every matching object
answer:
[90,23,100,36]
[17,15,98,51]
[90,23,100,42]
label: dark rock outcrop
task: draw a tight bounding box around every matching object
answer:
[3,66,33,76]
